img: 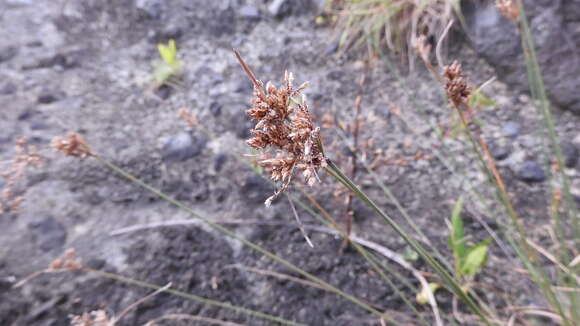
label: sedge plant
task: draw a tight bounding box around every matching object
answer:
[233,49,493,324]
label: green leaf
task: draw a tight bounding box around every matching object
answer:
[468,90,497,110]
[158,40,177,65]
[449,196,466,268]
[402,245,419,262]
[460,238,492,276]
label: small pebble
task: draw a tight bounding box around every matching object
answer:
[502,121,520,138]
[517,160,546,183]
[162,133,205,162]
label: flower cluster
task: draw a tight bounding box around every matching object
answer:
[238,54,326,206]
[0,137,44,214]
[497,0,519,21]
[51,132,93,158]
[443,61,471,108]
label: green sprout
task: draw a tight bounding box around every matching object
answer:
[449,197,492,280]
[418,197,491,305]
[154,39,183,87]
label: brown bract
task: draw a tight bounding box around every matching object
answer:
[443,61,471,108]
[236,51,326,206]
[497,0,520,21]
[51,132,93,158]
[49,248,83,271]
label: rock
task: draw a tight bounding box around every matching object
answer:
[28,217,66,252]
[239,5,261,21]
[327,70,345,81]
[463,1,580,115]
[490,142,511,160]
[502,121,520,138]
[214,153,228,172]
[0,82,17,95]
[37,90,64,104]
[268,0,320,18]
[0,46,18,63]
[86,258,106,270]
[209,101,222,116]
[268,0,291,18]
[517,160,546,183]
[240,175,274,205]
[561,141,579,168]
[161,133,205,162]
[154,84,171,100]
[232,111,253,139]
[136,0,164,19]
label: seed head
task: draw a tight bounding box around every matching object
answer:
[443,61,471,107]
[497,0,519,21]
[70,310,110,326]
[49,248,83,271]
[235,51,326,206]
[51,132,93,158]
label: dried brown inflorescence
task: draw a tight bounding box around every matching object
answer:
[177,107,199,127]
[497,0,520,21]
[49,248,83,271]
[69,310,111,326]
[0,137,44,214]
[443,61,472,108]
[51,132,94,158]
[235,51,327,206]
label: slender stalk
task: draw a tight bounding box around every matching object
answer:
[324,159,492,325]
[94,155,392,323]
[517,3,579,321]
[85,268,305,326]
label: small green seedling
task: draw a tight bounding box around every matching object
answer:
[417,197,491,305]
[154,39,183,87]
[449,196,491,279]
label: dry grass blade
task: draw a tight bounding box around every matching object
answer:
[225,264,325,291]
[287,193,314,247]
[113,283,172,324]
[526,239,580,284]
[144,314,245,326]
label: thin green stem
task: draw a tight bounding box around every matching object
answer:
[94,155,390,323]
[85,268,305,326]
[325,159,492,325]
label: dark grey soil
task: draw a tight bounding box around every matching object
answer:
[1,1,579,325]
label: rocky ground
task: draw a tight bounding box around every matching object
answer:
[0,0,579,325]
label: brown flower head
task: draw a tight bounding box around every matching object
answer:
[70,310,110,326]
[235,51,326,206]
[51,132,93,158]
[49,248,83,271]
[443,61,471,107]
[497,0,519,21]
[0,137,44,213]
